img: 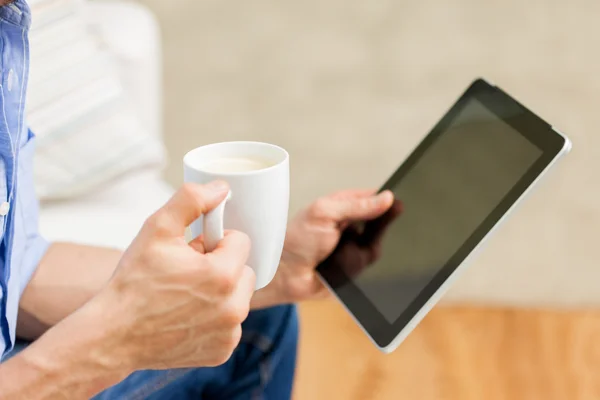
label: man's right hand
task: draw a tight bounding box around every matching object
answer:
[91,180,255,370]
[0,181,256,400]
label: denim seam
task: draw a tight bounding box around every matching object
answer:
[126,368,194,400]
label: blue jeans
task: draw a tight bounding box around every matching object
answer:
[7,305,298,399]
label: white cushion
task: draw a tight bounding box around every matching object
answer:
[84,0,163,140]
[28,0,165,201]
[39,171,174,250]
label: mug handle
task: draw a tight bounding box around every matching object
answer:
[203,190,232,252]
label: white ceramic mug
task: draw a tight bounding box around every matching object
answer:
[183,141,290,290]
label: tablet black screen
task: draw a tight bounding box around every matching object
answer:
[317,80,565,346]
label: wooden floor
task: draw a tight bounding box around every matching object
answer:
[294,300,600,400]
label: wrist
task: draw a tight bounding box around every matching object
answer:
[74,286,138,374]
[3,292,133,398]
[250,272,290,310]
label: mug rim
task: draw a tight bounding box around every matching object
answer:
[183,141,289,177]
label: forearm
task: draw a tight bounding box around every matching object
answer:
[20,241,284,324]
[19,240,284,321]
[0,297,130,399]
[18,242,122,340]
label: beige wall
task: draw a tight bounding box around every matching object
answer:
[136,0,600,307]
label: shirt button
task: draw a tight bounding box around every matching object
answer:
[0,201,10,216]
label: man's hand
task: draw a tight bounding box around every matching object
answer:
[325,199,403,288]
[252,189,394,308]
[0,181,256,399]
[94,181,256,370]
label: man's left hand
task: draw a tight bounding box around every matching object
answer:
[252,189,394,308]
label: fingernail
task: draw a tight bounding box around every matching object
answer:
[206,180,229,194]
[377,191,393,204]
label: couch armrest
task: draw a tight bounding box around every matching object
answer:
[40,170,174,249]
[83,0,163,140]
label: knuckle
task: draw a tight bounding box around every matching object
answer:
[348,199,369,216]
[222,303,248,327]
[240,230,251,246]
[215,270,237,295]
[210,326,242,366]
[237,302,251,322]
[228,325,243,348]
[228,230,251,249]
[143,213,172,236]
[242,266,256,288]
[351,202,366,214]
[358,198,371,209]
[236,232,252,253]
[309,198,329,218]
[210,348,234,367]
[138,243,158,266]
[179,183,199,200]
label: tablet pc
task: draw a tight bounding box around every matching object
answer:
[317,78,571,353]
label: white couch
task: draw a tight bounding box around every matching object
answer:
[38,0,174,250]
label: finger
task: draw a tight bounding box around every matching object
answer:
[205,230,251,275]
[188,228,245,255]
[148,181,230,236]
[238,266,256,304]
[311,276,330,298]
[338,221,350,231]
[322,190,394,222]
[188,234,206,254]
[360,199,403,247]
[329,189,377,200]
[362,242,382,265]
[227,266,256,321]
[343,250,374,279]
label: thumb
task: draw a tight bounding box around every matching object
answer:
[327,190,394,222]
[146,181,230,236]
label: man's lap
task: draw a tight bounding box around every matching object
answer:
[6,304,299,400]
